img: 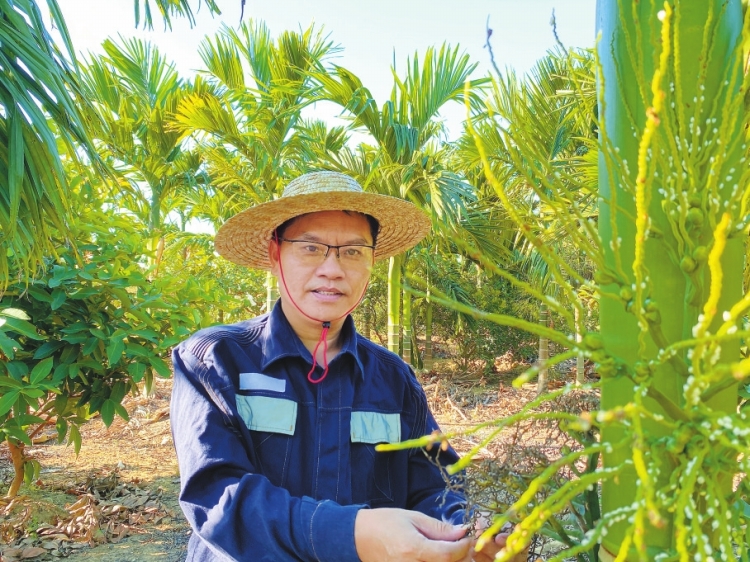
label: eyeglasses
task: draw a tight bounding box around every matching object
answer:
[280,238,375,267]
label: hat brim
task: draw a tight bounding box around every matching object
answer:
[214,191,432,269]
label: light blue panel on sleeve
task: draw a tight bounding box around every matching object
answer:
[236,395,297,435]
[350,411,401,444]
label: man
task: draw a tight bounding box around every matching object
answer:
[171,171,525,561]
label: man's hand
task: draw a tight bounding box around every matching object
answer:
[471,531,528,562]
[354,508,472,562]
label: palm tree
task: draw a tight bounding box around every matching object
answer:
[79,37,207,271]
[133,0,221,29]
[409,248,487,370]
[455,48,598,392]
[313,45,492,356]
[171,20,340,311]
[0,0,106,282]
[411,3,750,558]
[0,0,228,282]
[596,1,746,557]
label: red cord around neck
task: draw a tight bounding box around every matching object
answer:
[307,322,331,383]
[274,233,369,384]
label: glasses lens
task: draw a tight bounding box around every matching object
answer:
[292,241,327,261]
[339,245,373,264]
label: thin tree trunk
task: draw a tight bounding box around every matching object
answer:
[424,293,433,371]
[154,236,165,278]
[575,305,585,385]
[412,331,422,369]
[145,189,162,276]
[402,290,412,365]
[363,297,372,340]
[266,271,278,313]
[537,303,548,396]
[148,188,161,234]
[6,439,25,498]
[387,255,402,354]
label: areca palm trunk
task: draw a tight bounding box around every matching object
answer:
[266,271,278,313]
[575,305,585,385]
[424,292,434,371]
[148,188,162,234]
[362,297,372,340]
[387,255,402,354]
[148,187,164,274]
[402,290,412,365]
[597,1,743,557]
[537,302,549,396]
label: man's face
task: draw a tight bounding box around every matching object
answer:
[269,210,374,328]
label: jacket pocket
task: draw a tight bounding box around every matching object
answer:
[350,411,400,505]
[236,395,297,487]
[237,395,297,434]
[350,411,400,444]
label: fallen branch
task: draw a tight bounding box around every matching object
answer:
[445,396,468,421]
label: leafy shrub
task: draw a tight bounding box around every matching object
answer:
[160,229,267,324]
[0,212,209,495]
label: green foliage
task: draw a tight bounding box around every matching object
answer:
[160,229,267,323]
[171,19,340,214]
[133,0,221,30]
[354,257,537,371]
[469,275,539,364]
[410,4,750,561]
[412,257,538,373]
[80,37,208,236]
[17,5,750,559]
[0,0,104,282]
[0,209,207,469]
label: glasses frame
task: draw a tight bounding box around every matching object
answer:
[279,238,376,264]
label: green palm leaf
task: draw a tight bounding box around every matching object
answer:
[133,0,221,30]
[175,21,339,214]
[80,36,208,238]
[0,0,104,281]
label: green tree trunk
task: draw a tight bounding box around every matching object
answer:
[148,187,162,234]
[402,290,412,365]
[424,292,433,371]
[387,255,402,354]
[362,297,372,340]
[147,188,163,273]
[575,305,585,385]
[597,1,743,557]
[266,271,278,313]
[537,302,549,395]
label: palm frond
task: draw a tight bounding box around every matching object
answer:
[133,0,221,30]
[0,0,104,280]
[198,29,245,90]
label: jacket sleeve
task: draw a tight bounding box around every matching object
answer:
[403,374,467,525]
[170,345,364,562]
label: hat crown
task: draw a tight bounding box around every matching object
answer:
[283,171,364,198]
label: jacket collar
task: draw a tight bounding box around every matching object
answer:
[260,300,365,379]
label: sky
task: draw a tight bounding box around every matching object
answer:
[53,0,597,138]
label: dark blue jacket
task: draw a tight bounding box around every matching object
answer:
[171,302,465,561]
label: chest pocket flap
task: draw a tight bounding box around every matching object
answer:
[237,395,297,435]
[351,411,401,444]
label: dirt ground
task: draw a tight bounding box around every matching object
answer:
[0,363,598,561]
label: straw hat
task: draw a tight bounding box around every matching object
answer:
[214,171,432,270]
